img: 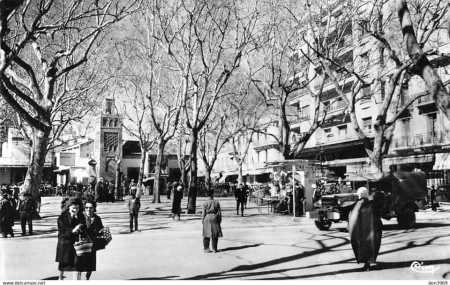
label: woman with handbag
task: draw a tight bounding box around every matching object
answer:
[55,198,86,280]
[77,200,104,280]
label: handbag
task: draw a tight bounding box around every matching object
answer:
[74,234,93,256]
[94,227,112,251]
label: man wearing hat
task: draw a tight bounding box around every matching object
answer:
[0,191,15,237]
[17,192,36,235]
[171,184,183,220]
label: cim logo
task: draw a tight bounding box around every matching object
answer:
[410,261,440,274]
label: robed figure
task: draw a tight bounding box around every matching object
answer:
[348,187,382,271]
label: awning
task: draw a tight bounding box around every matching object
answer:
[383,154,434,168]
[433,153,450,170]
[53,166,71,173]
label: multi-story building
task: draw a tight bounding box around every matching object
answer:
[209,2,450,189]
[290,3,450,187]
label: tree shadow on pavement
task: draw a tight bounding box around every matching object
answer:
[261,257,450,280]
[382,222,450,230]
[187,233,350,280]
[219,243,262,252]
[42,276,59,280]
[187,232,448,280]
[131,275,179,280]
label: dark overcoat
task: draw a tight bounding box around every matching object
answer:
[171,189,183,214]
[76,213,104,272]
[55,211,86,271]
[202,199,223,239]
[348,198,382,264]
[0,197,14,232]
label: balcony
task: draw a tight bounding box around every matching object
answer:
[316,132,357,145]
[321,101,346,117]
[393,131,449,149]
[417,93,434,105]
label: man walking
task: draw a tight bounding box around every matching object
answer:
[235,183,245,216]
[17,192,36,235]
[202,191,223,253]
[127,192,140,232]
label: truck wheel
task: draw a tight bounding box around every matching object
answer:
[397,208,416,229]
[315,220,332,231]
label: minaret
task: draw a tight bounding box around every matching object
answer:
[94,98,123,182]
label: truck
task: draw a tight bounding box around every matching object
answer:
[310,171,427,230]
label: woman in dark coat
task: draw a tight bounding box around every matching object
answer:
[348,187,382,271]
[171,184,183,220]
[202,192,223,253]
[77,200,104,280]
[56,198,86,280]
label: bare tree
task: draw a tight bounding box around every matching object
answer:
[0,0,141,198]
[175,123,191,190]
[113,5,183,203]
[119,80,157,188]
[198,107,232,194]
[395,0,450,117]
[301,0,450,174]
[154,0,261,213]
[248,0,329,160]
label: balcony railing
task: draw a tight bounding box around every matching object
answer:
[417,93,434,105]
[321,102,346,116]
[316,133,355,145]
[393,131,449,149]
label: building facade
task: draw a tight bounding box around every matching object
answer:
[0,127,53,185]
[207,2,450,189]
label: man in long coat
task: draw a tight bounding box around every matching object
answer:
[0,192,15,237]
[171,184,183,220]
[348,187,382,271]
[202,192,223,253]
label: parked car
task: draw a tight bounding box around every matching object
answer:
[310,171,427,230]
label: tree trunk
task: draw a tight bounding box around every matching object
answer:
[205,167,212,195]
[179,159,188,189]
[153,140,165,203]
[138,148,146,187]
[279,106,292,160]
[22,128,50,200]
[237,162,243,185]
[370,130,384,176]
[187,130,198,214]
[397,0,450,117]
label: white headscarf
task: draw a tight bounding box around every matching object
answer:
[357,187,369,199]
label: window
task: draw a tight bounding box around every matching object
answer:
[338,125,347,137]
[379,47,385,66]
[324,128,333,139]
[323,101,330,112]
[360,52,369,72]
[105,99,113,114]
[362,117,372,131]
[335,97,345,109]
[299,105,310,120]
[426,113,437,136]
[102,118,108,127]
[103,132,119,153]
